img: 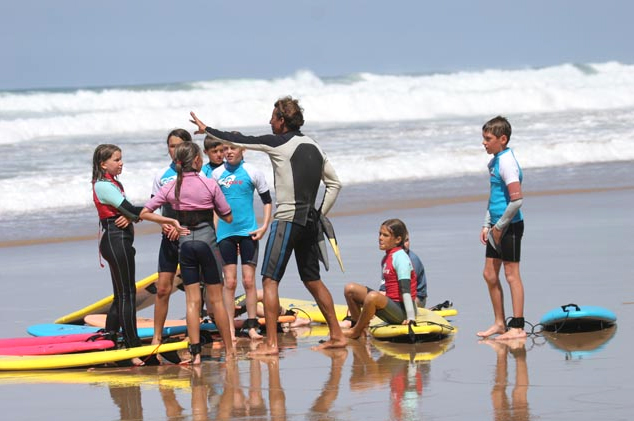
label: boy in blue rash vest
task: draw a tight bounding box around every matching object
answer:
[212,144,273,341]
[477,116,527,340]
[201,135,225,177]
[150,129,193,346]
[92,144,184,365]
[189,96,347,354]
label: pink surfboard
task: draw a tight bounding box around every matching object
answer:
[0,339,116,356]
[0,333,107,348]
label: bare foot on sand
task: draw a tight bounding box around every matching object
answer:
[248,328,264,340]
[343,328,370,340]
[248,343,279,357]
[476,323,506,338]
[311,337,348,350]
[495,327,527,341]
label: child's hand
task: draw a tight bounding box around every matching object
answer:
[114,215,131,229]
[480,227,489,245]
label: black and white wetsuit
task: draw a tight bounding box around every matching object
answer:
[204,128,341,282]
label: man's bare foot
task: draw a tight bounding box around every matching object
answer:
[312,337,348,350]
[476,324,506,338]
[248,328,264,340]
[247,343,279,357]
[495,327,527,341]
[343,328,367,340]
[339,320,352,329]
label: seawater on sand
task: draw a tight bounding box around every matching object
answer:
[1,176,633,419]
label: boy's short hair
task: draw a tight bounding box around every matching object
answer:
[482,116,512,142]
[203,135,223,151]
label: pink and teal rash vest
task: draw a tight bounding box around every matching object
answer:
[382,246,416,302]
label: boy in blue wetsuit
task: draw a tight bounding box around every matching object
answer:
[212,144,272,340]
[201,135,225,177]
[477,116,526,340]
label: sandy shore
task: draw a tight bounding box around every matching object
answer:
[1,180,633,420]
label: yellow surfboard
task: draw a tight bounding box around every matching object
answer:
[278,297,349,324]
[55,272,182,325]
[0,341,188,371]
[369,308,455,341]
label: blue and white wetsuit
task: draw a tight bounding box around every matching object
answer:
[487,148,523,225]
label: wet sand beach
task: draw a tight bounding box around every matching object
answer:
[1,169,633,420]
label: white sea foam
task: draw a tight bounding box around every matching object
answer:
[0,62,633,217]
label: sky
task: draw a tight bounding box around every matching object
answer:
[1,0,633,90]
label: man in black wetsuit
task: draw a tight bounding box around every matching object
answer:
[190,96,346,354]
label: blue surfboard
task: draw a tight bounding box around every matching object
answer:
[27,322,217,339]
[540,303,616,333]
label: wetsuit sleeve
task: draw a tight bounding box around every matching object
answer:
[483,209,491,228]
[319,157,342,216]
[118,199,143,221]
[94,181,125,208]
[394,250,417,320]
[204,127,283,151]
[494,198,523,231]
[258,190,272,205]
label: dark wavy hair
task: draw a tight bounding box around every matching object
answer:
[380,218,409,247]
[274,96,304,131]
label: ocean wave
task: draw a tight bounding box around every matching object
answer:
[1,61,634,145]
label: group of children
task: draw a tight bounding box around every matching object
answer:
[91,98,527,365]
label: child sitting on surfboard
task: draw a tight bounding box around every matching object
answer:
[342,218,417,339]
[141,142,236,364]
[92,144,184,365]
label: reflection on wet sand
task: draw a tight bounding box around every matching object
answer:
[543,325,617,360]
[348,337,455,421]
[480,339,531,421]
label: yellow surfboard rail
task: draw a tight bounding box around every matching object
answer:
[54,272,161,324]
[0,341,188,371]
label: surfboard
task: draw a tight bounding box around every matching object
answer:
[27,322,217,339]
[371,335,455,362]
[278,297,349,324]
[543,325,617,359]
[0,340,188,371]
[84,314,189,329]
[0,339,116,356]
[539,303,617,333]
[0,332,106,348]
[54,271,183,325]
[369,308,455,342]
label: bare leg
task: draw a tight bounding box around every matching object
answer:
[242,263,263,340]
[305,280,347,349]
[152,271,175,345]
[206,283,235,359]
[184,283,203,364]
[496,262,527,340]
[222,264,238,342]
[344,290,387,339]
[477,257,507,338]
[248,277,280,356]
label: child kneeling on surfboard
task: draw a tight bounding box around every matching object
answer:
[343,219,417,339]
